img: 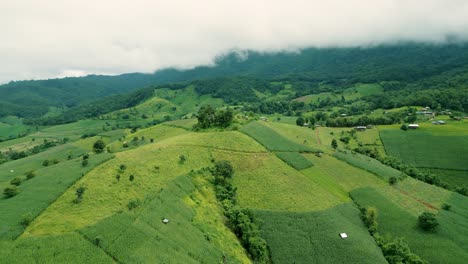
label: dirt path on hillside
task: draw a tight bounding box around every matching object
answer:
[315,128,322,146]
[396,187,437,210]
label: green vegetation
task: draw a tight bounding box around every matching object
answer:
[0,44,467,263]
[276,152,313,170]
[242,121,315,152]
[255,203,387,264]
[351,187,468,263]
[211,160,269,262]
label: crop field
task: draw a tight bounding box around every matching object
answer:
[31,120,114,140]
[0,232,114,263]
[351,187,468,264]
[334,150,401,180]
[162,131,266,153]
[380,124,468,185]
[0,153,113,239]
[263,122,321,149]
[24,142,213,236]
[254,203,386,264]
[212,150,342,212]
[276,152,313,170]
[241,121,316,152]
[0,116,31,141]
[79,174,249,263]
[303,154,386,192]
[164,118,198,129]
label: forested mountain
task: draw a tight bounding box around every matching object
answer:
[2,43,468,119]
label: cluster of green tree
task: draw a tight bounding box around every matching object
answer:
[192,76,277,103]
[4,43,467,121]
[358,206,426,264]
[211,161,269,263]
[353,147,467,196]
[2,171,36,199]
[25,86,156,125]
[0,138,66,165]
[195,105,234,129]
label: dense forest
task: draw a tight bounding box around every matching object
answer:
[2,43,468,121]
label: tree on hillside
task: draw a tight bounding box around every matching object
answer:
[3,186,19,198]
[418,212,439,231]
[296,117,305,126]
[196,105,234,129]
[93,139,106,153]
[197,105,216,128]
[331,139,338,149]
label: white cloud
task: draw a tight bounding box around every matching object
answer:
[1,0,468,83]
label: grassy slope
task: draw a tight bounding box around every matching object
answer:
[351,187,468,264]
[380,121,468,186]
[255,203,387,264]
[241,121,316,152]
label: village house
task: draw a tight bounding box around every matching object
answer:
[408,124,419,129]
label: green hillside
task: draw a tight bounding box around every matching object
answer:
[1,44,468,263]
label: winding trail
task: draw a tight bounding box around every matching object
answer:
[315,128,322,146]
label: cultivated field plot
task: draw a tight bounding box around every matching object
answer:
[80,175,248,263]
[380,130,468,170]
[303,154,386,192]
[351,187,468,264]
[334,150,402,180]
[24,144,213,236]
[276,152,313,170]
[162,130,266,153]
[241,121,315,152]
[213,150,342,212]
[380,124,468,185]
[255,203,387,264]
[263,122,321,149]
[0,153,113,239]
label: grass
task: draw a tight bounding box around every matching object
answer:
[162,131,266,153]
[23,143,213,236]
[254,203,387,264]
[303,154,386,192]
[78,174,249,263]
[380,125,468,171]
[0,153,113,239]
[334,150,402,180]
[212,150,342,212]
[0,232,114,263]
[164,118,198,129]
[241,121,315,152]
[263,122,321,149]
[351,187,468,264]
[276,152,313,170]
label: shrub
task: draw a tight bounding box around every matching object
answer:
[74,186,86,203]
[42,159,50,166]
[179,154,186,164]
[119,164,127,171]
[93,139,106,153]
[331,139,338,149]
[3,186,19,198]
[129,175,135,181]
[400,124,408,131]
[10,177,23,186]
[127,199,141,210]
[83,154,90,160]
[441,203,451,211]
[81,159,89,167]
[389,176,397,185]
[25,171,36,180]
[418,212,439,231]
[116,174,121,181]
[52,159,59,164]
[20,213,34,227]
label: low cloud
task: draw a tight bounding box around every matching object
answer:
[1,0,468,83]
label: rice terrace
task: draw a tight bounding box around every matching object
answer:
[1,2,468,263]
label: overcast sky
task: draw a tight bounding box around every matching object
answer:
[1,0,468,83]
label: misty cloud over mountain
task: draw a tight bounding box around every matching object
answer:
[1,0,468,83]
